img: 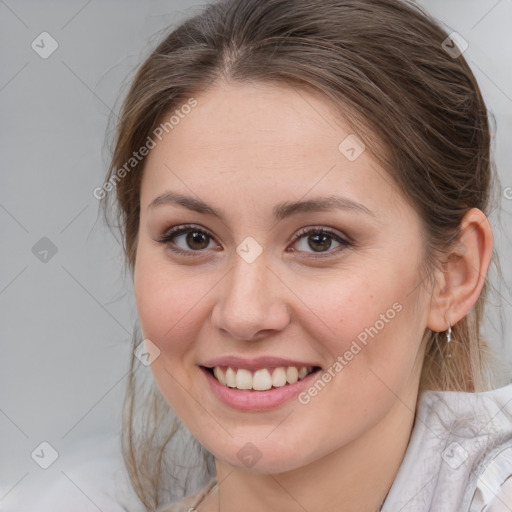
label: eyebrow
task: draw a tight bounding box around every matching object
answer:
[148,191,375,220]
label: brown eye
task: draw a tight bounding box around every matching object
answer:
[184,231,210,250]
[290,227,352,257]
[157,225,218,255]
[306,233,333,252]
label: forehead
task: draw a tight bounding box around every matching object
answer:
[140,80,408,220]
[174,81,349,154]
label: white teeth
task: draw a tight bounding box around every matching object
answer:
[235,368,253,390]
[213,367,227,385]
[286,366,299,384]
[225,367,236,388]
[253,369,272,390]
[272,367,287,387]
[211,365,313,390]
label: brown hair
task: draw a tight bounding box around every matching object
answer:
[101,0,502,508]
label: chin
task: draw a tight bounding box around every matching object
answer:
[207,435,318,475]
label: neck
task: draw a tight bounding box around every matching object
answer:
[213,384,419,512]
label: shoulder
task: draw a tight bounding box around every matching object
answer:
[157,478,218,512]
[382,382,512,512]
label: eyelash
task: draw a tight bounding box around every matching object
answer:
[156,224,353,259]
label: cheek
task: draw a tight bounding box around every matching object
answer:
[133,254,209,417]
[133,251,208,353]
[290,276,424,445]
[296,264,425,377]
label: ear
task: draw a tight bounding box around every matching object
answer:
[427,208,494,332]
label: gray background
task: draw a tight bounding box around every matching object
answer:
[1,0,511,510]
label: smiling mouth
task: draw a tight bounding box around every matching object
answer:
[203,365,321,391]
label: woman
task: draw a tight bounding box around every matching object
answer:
[102,0,512,510]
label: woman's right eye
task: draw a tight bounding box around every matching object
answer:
[157,225,219,257]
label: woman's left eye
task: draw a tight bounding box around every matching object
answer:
[289,227,352,258]
[156,225,352,258]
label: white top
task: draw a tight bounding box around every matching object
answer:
[382,382,512,511]
[17,383,512,511]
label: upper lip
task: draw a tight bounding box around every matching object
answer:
[201,356,321,371]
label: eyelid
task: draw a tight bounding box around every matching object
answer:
[291,225,351,245]
[157,224,215,242]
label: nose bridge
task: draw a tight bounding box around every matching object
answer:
[232,250,272,302]
[212,249,290,340]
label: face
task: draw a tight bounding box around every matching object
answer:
[134,81,431,474]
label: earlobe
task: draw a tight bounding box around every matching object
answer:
[427,208,493,332]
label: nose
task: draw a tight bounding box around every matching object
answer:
[211,253,291,341]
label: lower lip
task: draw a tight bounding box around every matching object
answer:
[200,366,321,411]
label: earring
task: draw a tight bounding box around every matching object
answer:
[446,325,452,358]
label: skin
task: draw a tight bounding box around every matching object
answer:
[133,80,493,511]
